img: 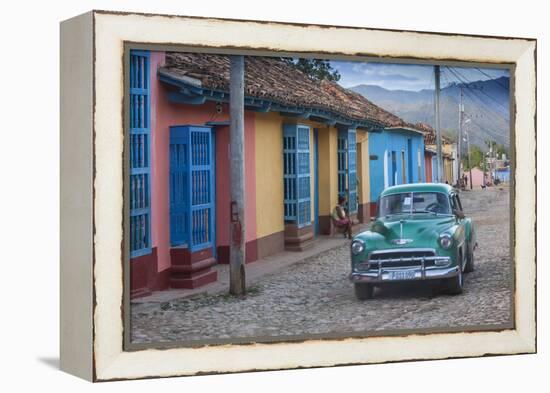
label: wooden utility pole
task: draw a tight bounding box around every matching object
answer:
[467,131,473,189]
[434,66,444,183]
[489,141,495,185]
[229,55,246,295]
[464,129,473,189]
[457,87,463,186]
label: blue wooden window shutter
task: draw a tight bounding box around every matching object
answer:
[169,126,215,252]
[337,129,348,198]
[169,127,189,247]
[348,129,358,214]
[338,128,358,214]
[188,127,215,251]
[283,124,311,227]
[129,50,152,258]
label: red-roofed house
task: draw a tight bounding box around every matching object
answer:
[129,50,422,297]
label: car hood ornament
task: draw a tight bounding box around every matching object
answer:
[391,238,413,245]
[392,219,413,244]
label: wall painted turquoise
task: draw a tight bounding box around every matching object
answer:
[368,128,426,202]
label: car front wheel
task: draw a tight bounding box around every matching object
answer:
[446,252,464,295]
[354,283,374,300]
[464,241,475,273]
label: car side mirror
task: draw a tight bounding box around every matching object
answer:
[453,209,465,219]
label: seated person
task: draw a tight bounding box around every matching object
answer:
[332,195,353,239]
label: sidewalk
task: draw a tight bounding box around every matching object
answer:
[131,225,367,304]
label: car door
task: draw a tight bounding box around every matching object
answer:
[451,193,465,217]
[455,193,474,247]
[451,193,467,259]
[455,193,464,213]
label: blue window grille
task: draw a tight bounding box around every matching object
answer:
[337,130,347,198]
[169,129,189,247]
[283,124,311,227]
[392,151,398,185]
[407,139,414,183]
[129,50,151,258]
[337,128,358,214]
[169,126,215,252]
[348,129,358,214]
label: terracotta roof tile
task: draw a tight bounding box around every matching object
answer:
[414,122,453,145]
[161,52,414,128]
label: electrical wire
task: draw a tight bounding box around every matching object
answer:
[441,70,508,130]
[440,68,510,145]
[474,68,510,90]
[443,67,510,123]
[445,66,510,115]
[465,115,510,144]
[460,87,509,125]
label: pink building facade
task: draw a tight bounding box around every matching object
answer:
[130,52,259,297]
[468,167,492,188]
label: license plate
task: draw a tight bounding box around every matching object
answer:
[387,270,416,280]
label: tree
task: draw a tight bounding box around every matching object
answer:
[484,139,509,159]
[495,144,508,159]
[463,144,484,170]
[283,58,341,82]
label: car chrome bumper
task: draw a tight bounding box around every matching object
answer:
[349,265,459,284]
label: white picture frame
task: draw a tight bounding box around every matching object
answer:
[60,10,536,381]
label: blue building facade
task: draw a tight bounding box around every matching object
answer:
[493,168,510,183]
[367,127,426,215]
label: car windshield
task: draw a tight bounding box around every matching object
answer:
[379,192,452,216]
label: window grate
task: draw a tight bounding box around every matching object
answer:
[283,124,311,227]
[338,128,358,214]
[169,126,214,252]
[129,50,151,258]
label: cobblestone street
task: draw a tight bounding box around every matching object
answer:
[131,185,513,344]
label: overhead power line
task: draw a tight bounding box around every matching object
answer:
[460,86,510,124]
[442,68,509,125]
[466,116,510,144]
[440,68,510,147]
[445,66,510,115]
[474,68,510,91]
[443,67,510,123]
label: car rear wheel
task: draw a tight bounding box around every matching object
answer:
[447,251,464,295]
[354,283,374,300]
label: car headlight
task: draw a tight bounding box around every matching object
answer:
[439,233,453,249]
[351,240,365,255]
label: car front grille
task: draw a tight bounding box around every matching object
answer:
[358,249,440,271]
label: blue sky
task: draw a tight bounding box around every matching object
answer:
[331,61,509,91]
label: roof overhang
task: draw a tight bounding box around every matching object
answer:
[383,126,425,136]
[424,147,437,155]
[158,69,386,131]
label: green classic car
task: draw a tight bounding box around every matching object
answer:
[350,183,476,300]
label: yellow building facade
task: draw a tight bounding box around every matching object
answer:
[254,112,371,256]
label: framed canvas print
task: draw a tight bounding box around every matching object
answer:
[60,10,536,382]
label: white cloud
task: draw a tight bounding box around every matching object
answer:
[331,61,509,91]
